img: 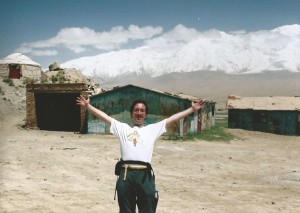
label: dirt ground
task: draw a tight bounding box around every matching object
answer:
[1,114,300,213]
[1,79,300,212]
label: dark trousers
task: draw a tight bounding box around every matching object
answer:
[117,168,156,213]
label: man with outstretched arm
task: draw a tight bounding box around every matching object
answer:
[76,95,205,213]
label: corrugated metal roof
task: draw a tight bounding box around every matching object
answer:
[227,95,300,111]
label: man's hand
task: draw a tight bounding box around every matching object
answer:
[76,95,90,108]
[191,99,206,111]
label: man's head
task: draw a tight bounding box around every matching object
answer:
[130,100,148,126]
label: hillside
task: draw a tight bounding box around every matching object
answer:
[0,78,26,130]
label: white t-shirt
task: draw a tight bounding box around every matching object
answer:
[110,118,167,163]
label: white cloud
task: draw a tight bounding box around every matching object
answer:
[145,24,200,48]
[16,25,163,56]
[162,24,200,42]
[15,45,32,54]
[31,50,58,56]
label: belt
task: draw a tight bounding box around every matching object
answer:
[122,164,148,170]
[122,164,148,180]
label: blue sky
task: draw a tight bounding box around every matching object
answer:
[0,0,299,69]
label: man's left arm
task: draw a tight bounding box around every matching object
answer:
[166,100,206,128]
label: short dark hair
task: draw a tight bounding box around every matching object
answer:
[130,99,148,114]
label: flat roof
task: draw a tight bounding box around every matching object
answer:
[227,95,300,111]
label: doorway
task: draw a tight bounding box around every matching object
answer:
[9,64,21,79]
[35,93,80,131]
[297,112,300,135]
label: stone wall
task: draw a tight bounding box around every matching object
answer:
[0,63,41,79]
[22,64,41,79]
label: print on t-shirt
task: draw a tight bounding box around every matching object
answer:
[127,130,140,146]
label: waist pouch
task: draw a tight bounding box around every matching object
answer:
[115,159,154,179]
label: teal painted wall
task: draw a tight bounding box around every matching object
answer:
[88,85,214,135]
[228,109,299,135]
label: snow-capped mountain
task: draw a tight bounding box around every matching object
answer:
[61,24,300,78]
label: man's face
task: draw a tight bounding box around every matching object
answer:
[131,103,147,126]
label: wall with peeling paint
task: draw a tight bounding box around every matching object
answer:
[228,109,300,135]
[88,85,215,136]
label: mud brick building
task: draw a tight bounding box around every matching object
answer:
[26,83,88,132]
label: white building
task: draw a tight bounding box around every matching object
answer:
[0,53,42,80]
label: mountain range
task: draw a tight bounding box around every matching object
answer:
[61,24,300,78]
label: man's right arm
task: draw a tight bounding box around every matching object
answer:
[86,103,112,125]
[77,95,112,125]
